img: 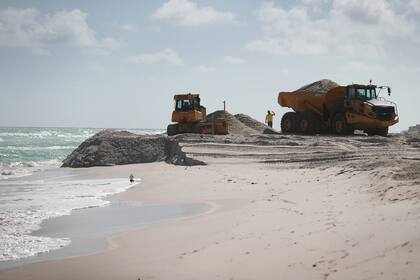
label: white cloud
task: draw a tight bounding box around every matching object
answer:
[220,55,245,64]
[120,24,137,32]
[408,0,420,13]
[246,0,418,57]
[95,37,125,55]
[0,7,123,54]
[152,0,237,26]
[86,62,107,74]
[302,0,326,5]
[197,65,216,72]
[301,0,327,13]
[126,48,184,65]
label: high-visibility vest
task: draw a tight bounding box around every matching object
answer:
[266,114,273,122]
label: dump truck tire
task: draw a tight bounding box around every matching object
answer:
[332,113,350,135]
[167,124,178,136]
[376,128,389,137]
[298,112,320,135]
[281,112,298,133]
[366,129,375,136]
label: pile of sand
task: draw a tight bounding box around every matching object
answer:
[206,111,280,136]
[234,113,279,134]
[294,79,340,94]
[207,110,258,136]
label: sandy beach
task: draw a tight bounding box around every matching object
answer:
[2,0,420,278]
[0,132,419,280]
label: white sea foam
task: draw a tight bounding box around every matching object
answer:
[0,131,94,139]
[0,145,76,151]
[0,129,164,139]
[0,131,56,138]
[0,137,3,142]
[0,177,134,261]
[0,160,61,180]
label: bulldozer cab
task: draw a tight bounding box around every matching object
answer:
[346,85,377,101]
[174,94,201,112]
[171,93,207,123]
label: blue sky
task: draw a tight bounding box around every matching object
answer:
[0,0,419,131]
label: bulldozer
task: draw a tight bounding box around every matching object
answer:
[278,83,399,136]
[167,93,228,136]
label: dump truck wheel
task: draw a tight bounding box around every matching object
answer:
[365,129,375,136]
[167,124,178,136]
[298,113,320,135]
[376,128,389,137]
[366,128,388,137]
[332,114,349,135]
[281,112,298,133]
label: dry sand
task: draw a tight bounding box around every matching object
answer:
[1,133,419,280]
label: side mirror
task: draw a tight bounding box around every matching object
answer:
[387,87,391,96]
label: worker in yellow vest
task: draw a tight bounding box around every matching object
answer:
[265,110,275,128]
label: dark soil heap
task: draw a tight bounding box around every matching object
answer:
[62,130,205,168]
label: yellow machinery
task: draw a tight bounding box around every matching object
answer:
[278,84,399,136]
[167,93,228,136]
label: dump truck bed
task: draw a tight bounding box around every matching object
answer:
[278,86,346,117]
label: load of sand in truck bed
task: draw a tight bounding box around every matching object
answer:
[293,79,340,94]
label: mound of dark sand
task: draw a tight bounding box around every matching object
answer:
[234,113,279,134]
[207,110,259,136]
[294,79,340,94]
[62,130,204,168]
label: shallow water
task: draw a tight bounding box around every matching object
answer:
[0,170,134,262]
[0,202,209,270]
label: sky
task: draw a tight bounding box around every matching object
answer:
[0,0,419,132]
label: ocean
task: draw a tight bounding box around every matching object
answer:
[0,127,165,262]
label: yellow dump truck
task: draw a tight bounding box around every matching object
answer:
[167,93,228,136]
[278,84,399,136]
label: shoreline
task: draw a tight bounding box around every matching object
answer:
[0,200,210,270]
[0,168,212,271]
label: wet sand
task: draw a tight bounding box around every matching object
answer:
[1,133,420,280]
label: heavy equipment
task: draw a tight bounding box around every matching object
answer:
[278,83,399,136]
[167,93,228,136]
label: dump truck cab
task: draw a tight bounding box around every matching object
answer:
[343,84,398,136]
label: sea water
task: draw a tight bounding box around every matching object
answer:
[0,127,165,262]
[0,127,164,179]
